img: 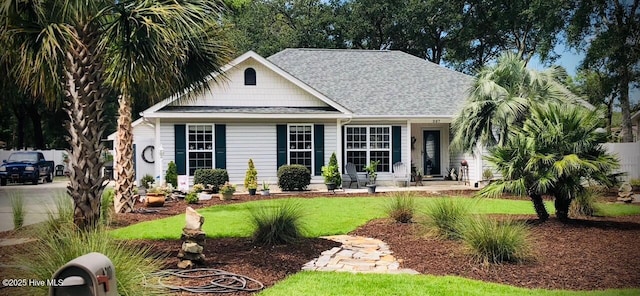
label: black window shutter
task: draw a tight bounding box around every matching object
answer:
[174,124,186,175]
[392,126,402,167]
[314,124,324,176]
[215,124,226,169]
[276,125,287,169]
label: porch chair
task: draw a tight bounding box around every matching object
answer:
[392,162,409,187]
[345,162,366,189]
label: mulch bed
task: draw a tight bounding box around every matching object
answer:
[2,190,640,295]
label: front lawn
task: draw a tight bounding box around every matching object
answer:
[259,272,640,296]
[110,196,567,240]
[111,196,640,240]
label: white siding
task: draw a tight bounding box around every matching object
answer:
[172,59,328,108]
[159,122,176,183]
[157,120,338,187]
[449,151,480,185]
[323,122,337,167]
[226,123,278,183]
[132,122,155,182]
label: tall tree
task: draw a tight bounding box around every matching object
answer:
[1,0,231,229]
[451,52,575,153]
[568,0,640,142]
[479,104,618,221]
[446,0,571,73]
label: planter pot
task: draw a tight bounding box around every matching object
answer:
[198,192,212,201]
[219,193,233,200]
[145,193,165,207]
[248,188,257,195]
[261,189,270,196]
[325,182,337,192]
[366,184,377,194]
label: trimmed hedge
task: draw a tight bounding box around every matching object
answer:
[277,165,311,191]
[193,169,228,192]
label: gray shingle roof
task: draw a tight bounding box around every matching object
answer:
[267,49,474,117]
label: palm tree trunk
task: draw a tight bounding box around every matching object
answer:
[27,102,45,149]
[528,191,549,222]
[63,26,108,231]
[114,93,136,213]
[554,197,571,222]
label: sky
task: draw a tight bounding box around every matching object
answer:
[528,43,639,106]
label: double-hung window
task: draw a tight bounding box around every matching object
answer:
[288,124,313,173]
[187,124,214,175]
[345,126,390,172]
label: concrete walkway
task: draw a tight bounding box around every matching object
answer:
[302,235,419,274]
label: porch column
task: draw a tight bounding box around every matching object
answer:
[154,118,162,183]
[336,119,343,173]
[406,120,412,176]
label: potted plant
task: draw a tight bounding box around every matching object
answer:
[244,159,258,195]
[321,152,342,192]
[261,180,270,196]
[481,169,494,185]
[364,160,380,194]
[219,182,236,200]
[414,169,423,185]
[631,179,640,192]
[145,183,167,207]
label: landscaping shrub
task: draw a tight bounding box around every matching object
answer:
[249,201,306,245]
[570,188,599,217]
[458,216,531,264]
[14,223,165,295]
[194,168,228,191]
[185,192,199,204]
[423,199,471,239]
[43,194,74,234]
[384,192,417,223]
[277,164,311,191]
[140,174,155,189]
[165,161,178,187]
[244,159,258,190]
[101,188,115,226]
[11,194,25,229]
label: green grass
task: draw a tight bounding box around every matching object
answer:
[111,197,555,240]
[11,194,25,229]
[110,196,640,240]
[258,272,639,296]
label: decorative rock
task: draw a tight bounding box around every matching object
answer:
[177,260,194,269]
[181,230,206,243]
[185,207,205,230]
[178,250,206,263]
[182,242,204,254]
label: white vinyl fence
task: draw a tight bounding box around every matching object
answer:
[602,142,640,182]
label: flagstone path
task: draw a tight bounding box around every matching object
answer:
[302,235,419,274]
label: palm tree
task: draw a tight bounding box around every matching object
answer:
[1,0,231,229]
[103,2,232,213]
[478,104,619,221]
[451,52,577,153]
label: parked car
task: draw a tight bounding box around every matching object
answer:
[0,152,55,186]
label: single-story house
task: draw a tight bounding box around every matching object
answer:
[108,48,486,188]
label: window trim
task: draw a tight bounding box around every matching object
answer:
[287,123,314,173]
[186,123,215,176]
[244,67,256,86]
[345,125,392,172]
